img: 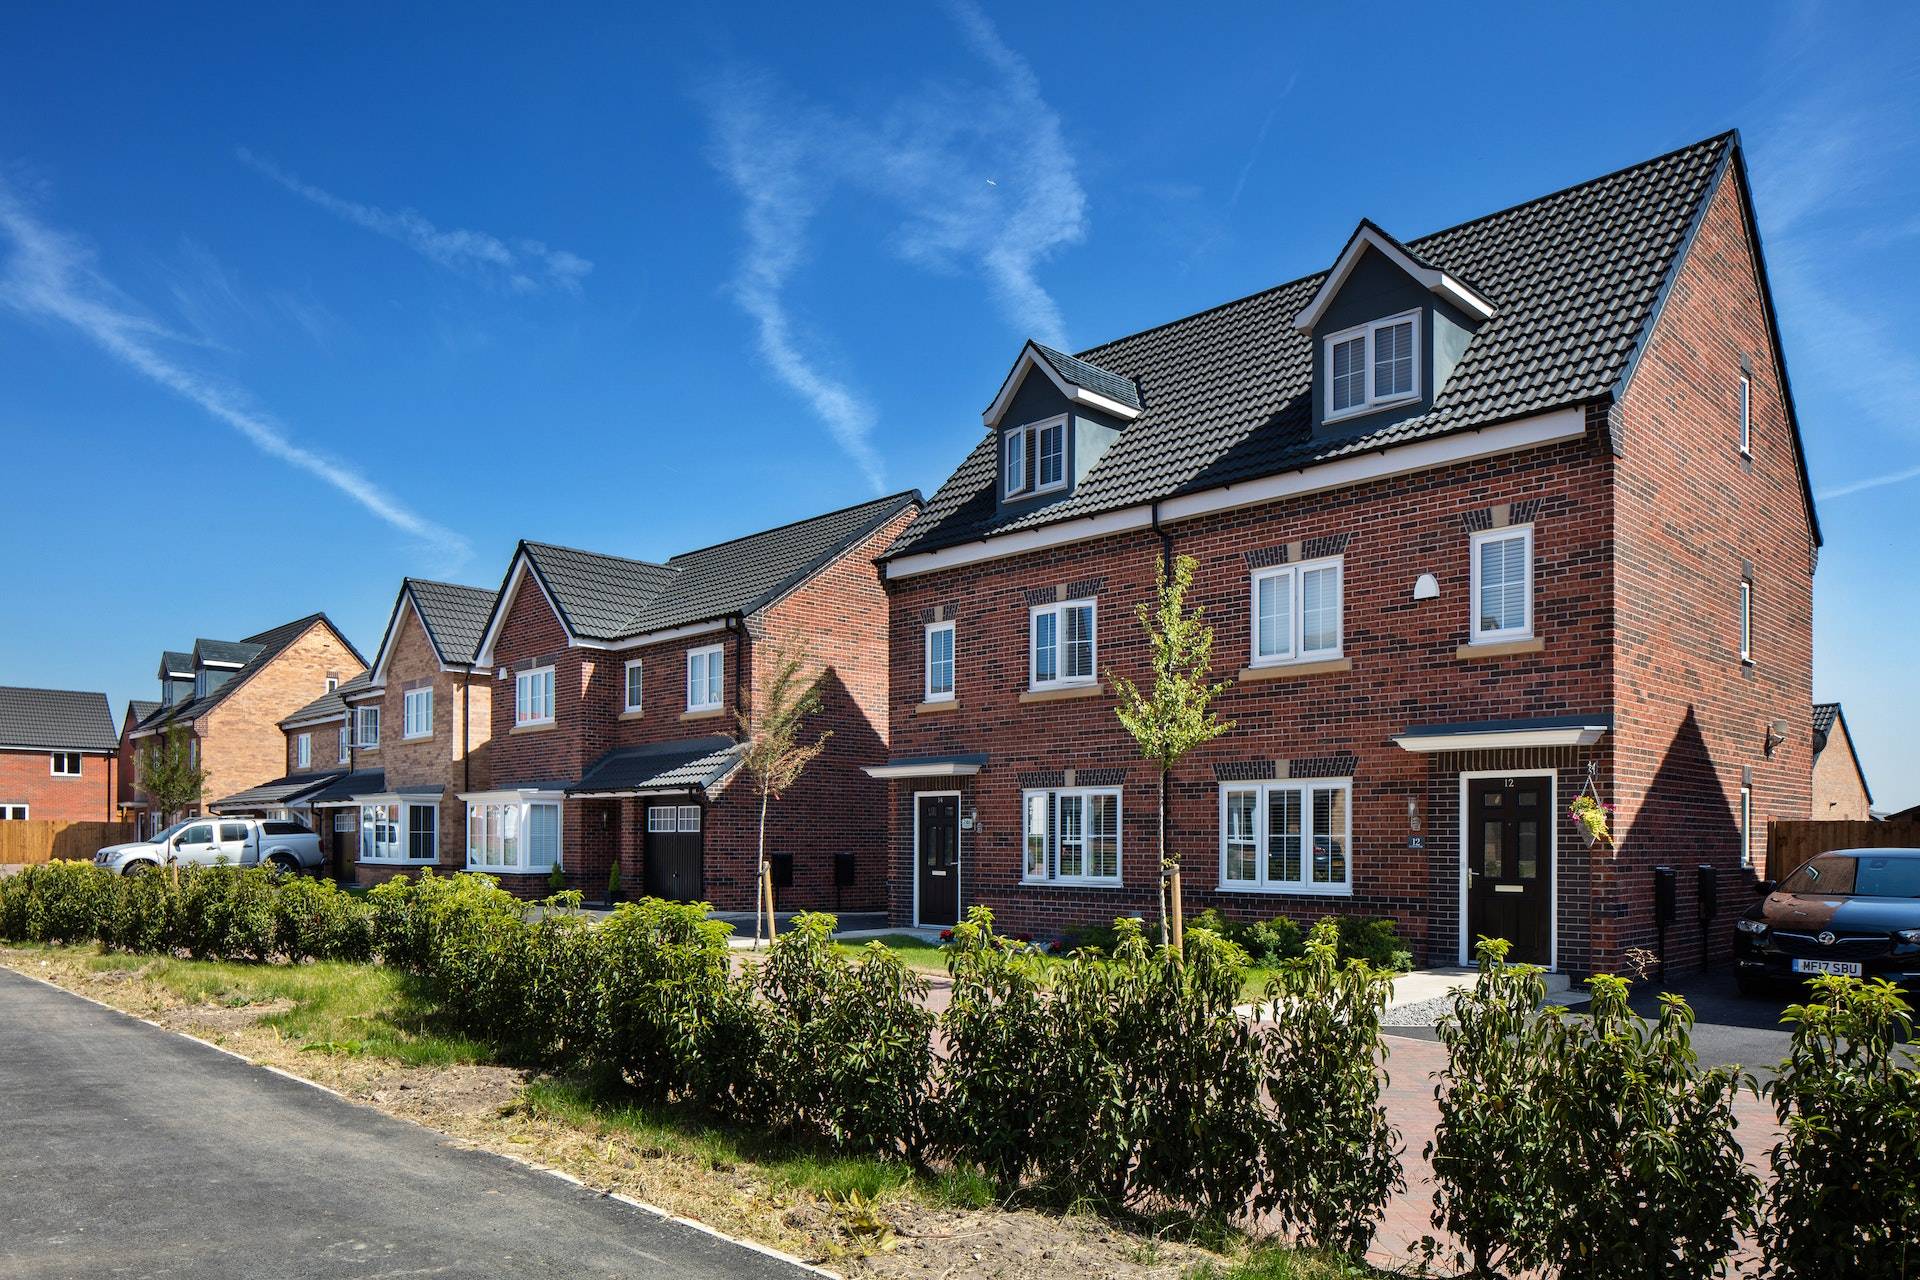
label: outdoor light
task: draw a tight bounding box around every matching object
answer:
[1765,718,1791,757]
[1412,573,1439,601]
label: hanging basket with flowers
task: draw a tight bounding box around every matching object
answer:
[1570,792,1614,850]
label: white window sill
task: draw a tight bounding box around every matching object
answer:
[1240,655,1351,682]
[1021,877,1125,889]
[357,744,380,753]
[402,733,433,742]
[1457,636,1543,660]
[1217,882,1353,897]
[357,856,438,866]
[1019,682,1103,704]
[1323,393,1419,426]
[466,864,558,876]
[510,721,555,735]
[681,706,727,722]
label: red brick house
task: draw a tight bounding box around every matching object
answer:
[123,615,366,832]
[216,581,496,886]
[466,492,919,908]
[0,687,120,822]
[870,133,1818,976]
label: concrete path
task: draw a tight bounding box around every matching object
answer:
[0,968,820,1280]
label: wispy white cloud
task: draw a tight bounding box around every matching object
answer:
[703,0,1087,485]
[1816,461,1920,501]
[237,147,591,295]
[0,180,469,566]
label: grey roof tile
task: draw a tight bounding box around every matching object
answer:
[211,770,345,812]
[570,736,745,795]
[405,579,497,665]
[281,672,370,726]
[1031,343,1142,410]
[194,638,265,667]
[889,134,1734,559]
[0,687,118,752]
[1812,702,1839,739]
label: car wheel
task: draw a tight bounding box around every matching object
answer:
[266,853,300,876]
[121,860,156,877]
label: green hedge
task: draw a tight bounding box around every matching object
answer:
[4,861,1914,1271]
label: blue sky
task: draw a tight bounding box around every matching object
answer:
[2,2,1915,808]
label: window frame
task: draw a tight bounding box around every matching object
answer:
[49,751,82,778]
[402,687,434,740]
[1322,309,1423,422]
[1002,426,1029,498]
[1216,778,1354,896]
[686,644,724,712]
[0,804,28,820]
[1002,414,1070,500]
[1468,524,1535,644]
[1249,555,1345,667]
[1739,577,1753,664]
[355,705,381,749]
[357,801,409,863]
[515,666,555,727]
[295,733,311,769]
[623,659,644,713]
[1020,785,1123,886]
[406,803,438,861]
[337,725,350,764]
[924,621,956,702]
[1028,598,1098,691]
[1738,373,1752,457]
[465,796,562,873]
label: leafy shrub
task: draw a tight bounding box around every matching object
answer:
[1257,920,1401,1256]
[1762,975,1920,1277]
[593,896,750,1106]
[754,912,934,1155]
[936,906,1053,1193]
[517,899,602,1065]
[3,861,114,944]
[1327,916,1411,972]
[101,868,181,954]
[272,875,372,963]
[174,866,278,961]
[1425,937,1550,1278]
[1534,975,1757,1278]
[1188,908,1304,966]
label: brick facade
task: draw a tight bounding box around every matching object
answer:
[197,622,365,813]
[877,168,1816,978]
[0,748,115,822]
[1812,717,1872,820]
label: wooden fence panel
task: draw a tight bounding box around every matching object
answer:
[1767,820,1920,882]
[0,821,136,865]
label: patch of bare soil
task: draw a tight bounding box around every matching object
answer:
[2,950,1232,1280]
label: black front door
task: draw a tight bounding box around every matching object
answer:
[916,794,960,927]
[1466,776,1552,965]
[644,804,704,902]
[330,820,354,882]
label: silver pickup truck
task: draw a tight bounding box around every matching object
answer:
[94,818,324,876]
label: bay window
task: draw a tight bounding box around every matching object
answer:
[359,802,403,861]
[1022,786,1121,885]
[1030,599,1096,690]
[516,666,554,726]
[1251,557,1344,665]
[407,804,437,861]
[1217,779,1351,894]
[465,795,561,872]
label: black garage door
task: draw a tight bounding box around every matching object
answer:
[644,803,704,902]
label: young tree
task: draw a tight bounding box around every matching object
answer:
[738,638,833,948]
[1110,553,1232,949]
[137,726,207,824]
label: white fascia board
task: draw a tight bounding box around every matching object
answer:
[279,712,348,730]
[457,787,568,804]
[472,555,579,668]
[366,587,412,688]
[886,407,1587,582]
[862,761,986,779]
[1293,224,1497,332]
[982,344,1142,428]
[1393,725,1610,753]
[588,617,731,653]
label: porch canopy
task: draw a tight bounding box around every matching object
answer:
[567,735,745,798]
[209,770,345,814]
[308,769,386,809]
[1391,714,1612,753]
[862,752,988,779]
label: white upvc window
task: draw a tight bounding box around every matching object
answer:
[356,706,381,749]
[0,804,26,820]
[1739,578,1753,663]
[50,751,82,777]
[1251,556,1344,665]
[295,734,311,769]
[624,659,644,712]
[1030,599,1096,690]
[515,666,554,726]
[1002,414,1069,499]
[403,687,433,739]
[324,675,338,693]
[358,801,405,862]
[337,726,350,763]
[1324,310,1421,420]
[466,797,561,872]
[686,645,724,712]
[1738,373,1752,456]
[408,804,437,861]
[1022,786,1122,885]
[1740,784,1754,869]
[1218,779,1352,895]
[1470,525,1534,643]
[925,621,955,702]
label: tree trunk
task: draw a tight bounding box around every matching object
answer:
[754,789,769,949]
[1169,869,1184,953]
[1156,769,1169,948]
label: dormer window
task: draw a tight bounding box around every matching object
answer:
[1325,310,1420,420]
[1002,415,1068,499]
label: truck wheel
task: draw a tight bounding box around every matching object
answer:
[122,860,157,877]
[266,853,300,876]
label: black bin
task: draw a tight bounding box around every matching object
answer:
[1696,863,1720,923]
[833,851,857,887]
[770,852,795,889]
[1653,865,1678,929]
